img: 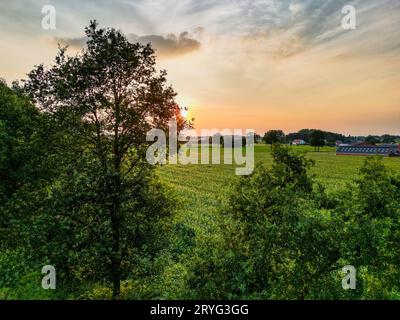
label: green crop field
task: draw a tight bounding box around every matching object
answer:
[158,145,400,243]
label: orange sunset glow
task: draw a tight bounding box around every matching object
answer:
[0,0,399,135]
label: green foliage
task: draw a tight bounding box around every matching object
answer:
[184,146,400,299]
[310,130,326,151]
[365,135,379,145]
[0,80,44,200]
[1,22,182,299]
[286,128,347,144]
[262,130,286,145]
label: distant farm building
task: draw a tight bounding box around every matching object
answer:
[336,144,400,157]
[292,139,307,145]
[353,141,374,146]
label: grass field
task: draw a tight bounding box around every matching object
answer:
[157,145,400,243]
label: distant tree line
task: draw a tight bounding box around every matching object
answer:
[190,131,399,149]
[261,129,399,148]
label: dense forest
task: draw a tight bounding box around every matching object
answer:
[1,22,400,300]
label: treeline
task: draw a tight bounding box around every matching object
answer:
[261,129,399,147]
[286,129,347,144]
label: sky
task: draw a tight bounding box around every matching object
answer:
[0,0,399,135]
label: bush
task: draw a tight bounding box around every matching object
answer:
[187,146,400,299]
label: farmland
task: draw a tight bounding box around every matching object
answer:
[158,145,400,242]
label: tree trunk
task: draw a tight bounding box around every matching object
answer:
[111,197,121,299]
[111,222,121,299]
[111,100,122,299]
[110,173,122,299]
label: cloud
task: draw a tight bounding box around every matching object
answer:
[288,3,304,16]
[274,34,305,58]
[129,32,201,58]
[240,28,306,60]
[54,31,201,58]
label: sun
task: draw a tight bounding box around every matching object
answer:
[181,109,189,118]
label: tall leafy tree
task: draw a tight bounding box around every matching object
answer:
[381,134,396,144]
[364,135,379,145]
[24,21,188,297]
[0,80,66,298]
[310,130,325,151]
[0,80,43,200]
[262,130,286,147]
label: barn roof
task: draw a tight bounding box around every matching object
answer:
[336,145,399,156]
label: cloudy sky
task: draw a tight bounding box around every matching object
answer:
[1,0,399,135]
